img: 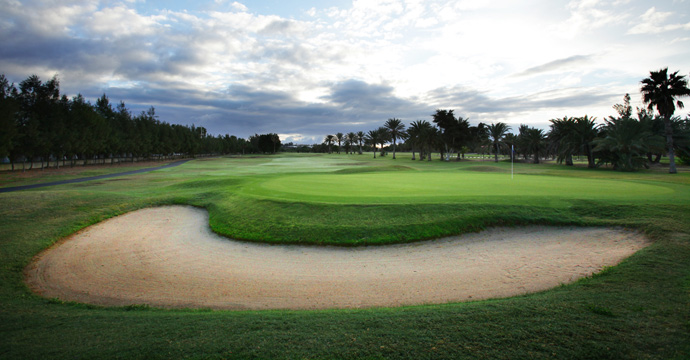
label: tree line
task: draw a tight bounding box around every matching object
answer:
[0,74,281,171]
[323,68,690,173]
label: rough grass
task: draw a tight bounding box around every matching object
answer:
[1,153,689,359]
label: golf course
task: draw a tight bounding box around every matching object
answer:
[1,154,689,359]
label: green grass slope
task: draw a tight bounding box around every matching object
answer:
[1,153,689,359]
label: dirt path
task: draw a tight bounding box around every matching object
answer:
[25,206,649,310]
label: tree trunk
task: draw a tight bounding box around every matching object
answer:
[664,117,677,174]
[566,154,573,166]
[411,149,416,160]
[494,142,499,162]
[392,140,396,159]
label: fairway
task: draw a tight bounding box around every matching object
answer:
[2,154,690,359]
[242,171,678,204]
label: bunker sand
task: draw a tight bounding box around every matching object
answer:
[26,206,648,310]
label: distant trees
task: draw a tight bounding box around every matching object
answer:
[365,129,382,158]
[640,68,690,174]
[487,122,511,163]
[323,135,335,154]
[250,133,282,154]
[345,132,356,154]
[384,118,406,159]
[356,131,365,154]
[593,116,664,171]
[522,127,546,164]
[335,132,344,154]
[432,109,470,161]
[0,73,271,171]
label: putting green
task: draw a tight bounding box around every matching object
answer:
[241,172,678,204]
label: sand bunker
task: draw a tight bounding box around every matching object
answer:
[26,206,648,310]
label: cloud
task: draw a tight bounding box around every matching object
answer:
[0,0,686,142]
[627,7,690,34]
[513,55,593,77]
[230,2,248,12]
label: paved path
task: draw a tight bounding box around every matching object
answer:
[0,159,191,193]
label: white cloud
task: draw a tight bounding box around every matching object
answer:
[86,5,162,37]
[627,7,690,34]
[230,1,248,12]
[1,0,688,139]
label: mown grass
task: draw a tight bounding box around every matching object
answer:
[1,153,689,359]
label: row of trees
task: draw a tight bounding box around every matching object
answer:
[0,74,281,171]
[323,68,690,172]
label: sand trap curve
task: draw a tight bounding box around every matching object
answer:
[26,206,648,310]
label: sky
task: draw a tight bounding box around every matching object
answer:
[1,0,689,144]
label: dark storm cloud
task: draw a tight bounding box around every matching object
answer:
[326,79,415,112]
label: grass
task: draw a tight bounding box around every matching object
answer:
[1,153,689,359]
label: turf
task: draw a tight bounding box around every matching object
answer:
[1,153,689,359]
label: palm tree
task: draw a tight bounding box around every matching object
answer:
[346,132,356,154]
[384,118,406,159]
[521,127,545,163]
[407,120,422,160]
[324,134,335,154]
[640,68,690,173]
[376,127,390,156]
[356,131,365,154]
[408,120,435,161]
[574,115,599,168]
[636,109,665,163]
[593,117,664,171]
[548,116,577,166]
[365,129,380,158]
[487,122,511,162]
[503,133,517,161]
[335,132,344,154]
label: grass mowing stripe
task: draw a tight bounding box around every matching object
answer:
[1,154,689,359]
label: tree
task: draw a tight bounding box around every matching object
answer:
[384,118,406,159]
[593,117,664,171]
[432,109,468,161]
[356,131,365,154]
[324,134,335,154]
[640,68,690,173]
[335,132,344,154]
[503,133,517,161]
[271,133,281,153]
[378,127,390,156]
[487,122,511,162]
[0,75,18,162]
[365,129,381,158]
[521,127,545,163]
[548,116,577,166]
[574,115,599,168]
[346,132,356,154]
[407,120,423,160]
[635,108,665,163]
[417,120,438,161]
